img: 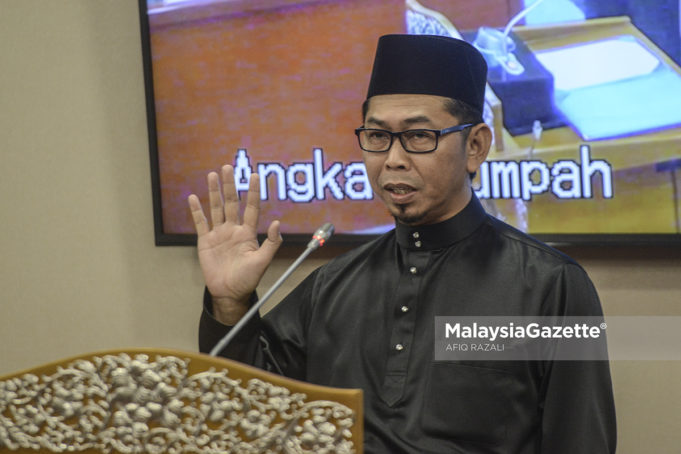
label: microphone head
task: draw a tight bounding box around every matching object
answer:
[308,223,335,249]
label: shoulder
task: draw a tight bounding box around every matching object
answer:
[468,214,595,293]
[480,215,601,314]
[480,214,581,269]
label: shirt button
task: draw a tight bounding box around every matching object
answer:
[409,266,417,274]
[395,343,404,351]
[401,306,409,313]
[414,240,422,248]
[412,232,420,239]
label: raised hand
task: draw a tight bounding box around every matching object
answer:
[187,165,282,325]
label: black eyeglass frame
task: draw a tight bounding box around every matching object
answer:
[354,123,475,153]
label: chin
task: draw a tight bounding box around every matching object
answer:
[392,208,427,226]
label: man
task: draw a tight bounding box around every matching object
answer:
[188,35,616,453]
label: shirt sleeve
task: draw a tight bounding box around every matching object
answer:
[539,263,617,453]
[198,288,264,363]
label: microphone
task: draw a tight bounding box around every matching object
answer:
[307,222,334,249]
[209,223,335,356]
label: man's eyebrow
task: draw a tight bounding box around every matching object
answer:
[365,115,434,128]
[364,116,387,128]
[402,115,432,126]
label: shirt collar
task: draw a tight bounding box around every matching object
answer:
[395,195,487,251]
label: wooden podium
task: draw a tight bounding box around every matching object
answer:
[0,349,363,453]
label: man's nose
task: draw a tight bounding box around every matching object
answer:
[384,136,411,169]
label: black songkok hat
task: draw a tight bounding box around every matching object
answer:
[366,34,488,113]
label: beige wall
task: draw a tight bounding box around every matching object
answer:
[1,1,680,451]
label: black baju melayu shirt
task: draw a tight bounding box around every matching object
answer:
[199,195,616,454]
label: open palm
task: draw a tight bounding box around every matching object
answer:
[188,165,281,323]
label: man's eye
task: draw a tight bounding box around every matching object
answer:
[406,130,432,141]
[367,131,388,140]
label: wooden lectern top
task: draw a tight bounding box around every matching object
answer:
[0,348,363,453]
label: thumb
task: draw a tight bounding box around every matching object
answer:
[259,220,283,260]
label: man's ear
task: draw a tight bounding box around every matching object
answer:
[465,122,492,175]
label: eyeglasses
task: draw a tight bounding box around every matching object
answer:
[354,123,474,153]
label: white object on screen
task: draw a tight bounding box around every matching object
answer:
[536,37,660,91]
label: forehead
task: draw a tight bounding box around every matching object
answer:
[364,94,454,123]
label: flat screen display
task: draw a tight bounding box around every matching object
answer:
[139,0,681,245]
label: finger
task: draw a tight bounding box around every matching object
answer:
[187,194,210,237]
[242,173,261,230]
[259,220,283,260]
[221,165,240,224]
[207,172,224,227]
